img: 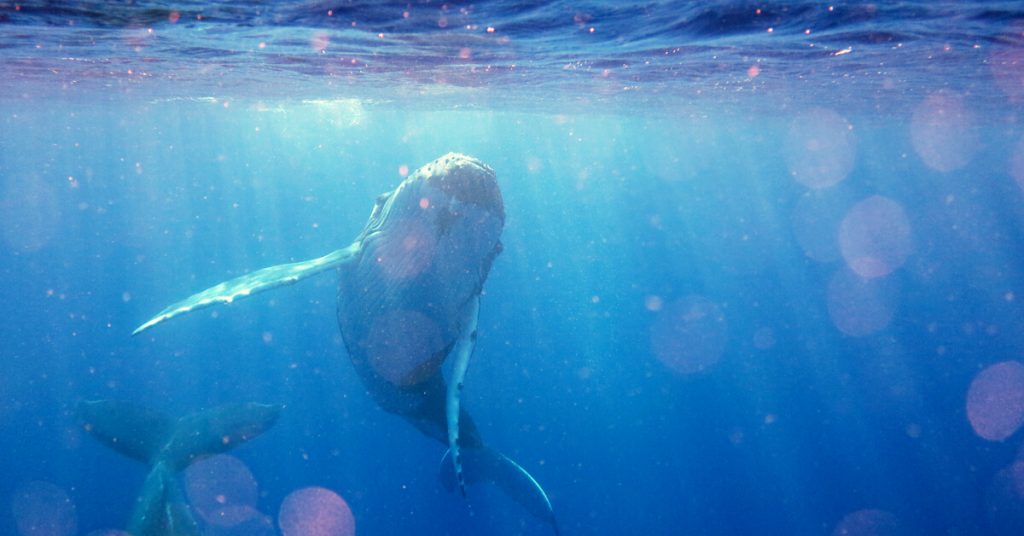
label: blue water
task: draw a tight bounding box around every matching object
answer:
[3,2,1024,535]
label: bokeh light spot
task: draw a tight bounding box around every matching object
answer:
[526,156,543,174]
[832,509,903,536]
[365,309,445,386]
[644,295,663,312]
[650,296,728,375]
[967,361,1024,442]
[838,196,912,278]
[791,187,855,263]
[1009,136,1024,193]
[827,267,897,337]
[753,327,776,350]
[11,481,77,536]
[311,32,329,52]
[637,117,717,183]
[1,175,61,253]
[986,460,1024,535]
[910,92,979,172]
[184,454,259,527]
[374,219,436,280]
[279,487,355,536]
[783,107,856,189]
[990,39,1024,102]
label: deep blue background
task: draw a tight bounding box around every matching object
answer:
[2,99,1024,535]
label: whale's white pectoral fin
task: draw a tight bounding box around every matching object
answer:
[133,243,360,335]
[446,295,480,497]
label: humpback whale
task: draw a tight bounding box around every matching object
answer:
[76,399,281,536]
[133,153,558,533]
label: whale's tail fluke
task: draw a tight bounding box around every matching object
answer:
[77,400,281,536]
[440,445,560,535]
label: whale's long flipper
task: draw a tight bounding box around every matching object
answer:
[77,400,282,536]
[440,446,559,535]
[446,295,480,497]
[133,243,360,335]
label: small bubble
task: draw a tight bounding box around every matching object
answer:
[1009,136,1024,193]
[753,327,776,349]
[1,175,61,253]
[990,33,1024,102]
[832,509,904,536]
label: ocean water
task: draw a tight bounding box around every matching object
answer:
[3,2,1024,535]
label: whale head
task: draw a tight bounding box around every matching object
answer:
[359,152,505,286]
[345,153,505,387]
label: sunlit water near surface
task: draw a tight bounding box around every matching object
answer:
[3,1,1024,535]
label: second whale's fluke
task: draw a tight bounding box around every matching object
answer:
[77,399,281,536]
